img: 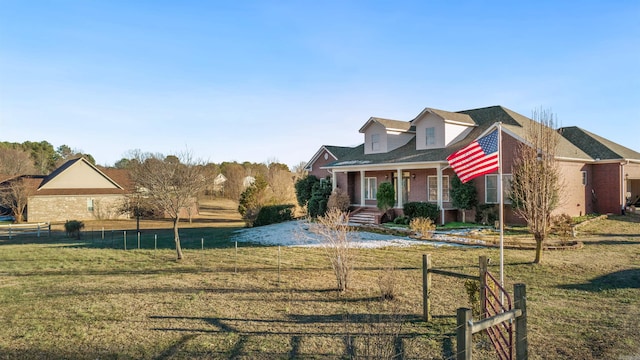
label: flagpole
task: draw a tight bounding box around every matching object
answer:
[498,122,505,302]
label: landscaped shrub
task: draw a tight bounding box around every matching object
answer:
[403,202,440,221]
[552,213,574,244]
[393,216,410,225]
[253,204,295,227]
[410,217,436,239]
[294,175,320,207]
[64,220,85,239]
[308,181,332,218]
[327,187,350,212]
[475,203,498,225]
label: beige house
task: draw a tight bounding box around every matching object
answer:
[26,158,131,222]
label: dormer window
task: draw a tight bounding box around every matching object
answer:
[371,134,380,151]
[426,127,436,146]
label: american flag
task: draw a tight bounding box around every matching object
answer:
[447,129,499,183]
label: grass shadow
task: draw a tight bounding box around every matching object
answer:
[558,268,640,291]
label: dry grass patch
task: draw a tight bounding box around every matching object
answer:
[1,201,639,359]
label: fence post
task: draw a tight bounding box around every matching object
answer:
[514,283,528,360]
[479,255,488,318]
[154,234,157,250]
[124,230,127,251]
[37,224,41,238]
[102,227,104,240]
[201,237,204,250]
[456,308,472,360]
[277,246,281,286]
[235,241,238,273]
[8,224,11,240]
[423,254,432,322]
[138,232,140,249]
[48,223,51,237]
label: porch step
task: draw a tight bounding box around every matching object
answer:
[349,209,382,225]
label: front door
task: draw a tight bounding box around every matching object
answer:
[393,172,411,205]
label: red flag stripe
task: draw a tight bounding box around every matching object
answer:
[446,130,499,183]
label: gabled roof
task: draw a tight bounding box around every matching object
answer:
[305,145,358,170]
[324,105,598,169]
[415,108,476,126]
[35,157,128,195]
[558,127,640,161]
[359,117,414,133]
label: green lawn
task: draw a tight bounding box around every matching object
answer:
[0,215,639,359]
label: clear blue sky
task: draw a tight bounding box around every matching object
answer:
[1,1,639,168]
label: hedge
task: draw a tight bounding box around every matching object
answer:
[403,202,440,221]
[253,204,295,227]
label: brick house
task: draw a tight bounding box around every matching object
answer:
[305,105,640,224]
[0,157,132,222]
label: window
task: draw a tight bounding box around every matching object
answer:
[485,174,512,203]
[365,177,377,200]
[427,175,450,202]
[426,127,436,146]
[582,171,587,185]
[371,134,380,151]
[87,198,94,212]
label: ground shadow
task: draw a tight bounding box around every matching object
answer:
[558,268,640,292]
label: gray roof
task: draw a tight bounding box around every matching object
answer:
[426,108,475,126]
[359,117,415,133]
[559,126,640,161]
[324,105,613,169]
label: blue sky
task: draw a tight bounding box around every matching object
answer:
[1,1,639,168]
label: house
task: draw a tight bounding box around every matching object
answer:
[0,157,132,223]
[305,105,640,224]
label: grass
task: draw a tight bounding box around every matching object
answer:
[0,202,639,359]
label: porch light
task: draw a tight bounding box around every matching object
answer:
[412,173,416,179]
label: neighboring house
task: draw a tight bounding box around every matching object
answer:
[213,173,227,194]
[305,105,640,224]
[21,158,130,222]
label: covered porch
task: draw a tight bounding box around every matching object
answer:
[328,163,457,224]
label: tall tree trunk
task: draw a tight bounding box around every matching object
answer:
[533,233,543,264]
[173,217,183,260]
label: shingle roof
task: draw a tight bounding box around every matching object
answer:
[324,105,598,169]
[359,117,414,133]
[559,127,640,161]
[324,145,357,159]
[425,108,475,125]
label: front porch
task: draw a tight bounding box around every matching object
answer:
[329,164,457,225]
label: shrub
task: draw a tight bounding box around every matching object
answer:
[552,213,574,245]
[294,175,320,207]
[475,203,498,225]
[410,217,436,239]
[253,204,295,227]
[376,182,396,213]
[403,202,440,221]
[393,216,410,225]
[64,220,84,239]
[327,187,350,212]
[308,181,332,218]
[464,279,481,317]
[377,266,397,301]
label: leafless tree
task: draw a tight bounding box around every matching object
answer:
[129,150,208,260]
[0,177,35,223]
[0,148,36,176]
[308,208,355,292]
[510,109,563,264]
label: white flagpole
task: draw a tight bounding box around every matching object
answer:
[498,122,505,302]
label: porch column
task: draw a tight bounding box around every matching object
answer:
[397,168,403,209]
[332,170,337,191]
[360,170,366,206]
[437,166,445,225]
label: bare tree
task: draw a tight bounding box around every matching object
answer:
[0,177,35,223]
[510,109,563,264]
[129,151,208,260]
[308,208,355,292]
[0,148,36,176]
